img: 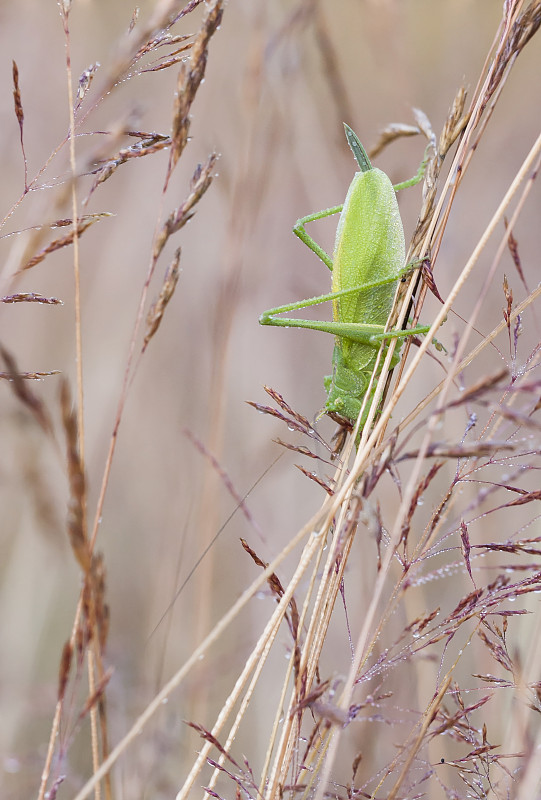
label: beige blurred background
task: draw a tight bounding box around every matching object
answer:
[0,1,540,797]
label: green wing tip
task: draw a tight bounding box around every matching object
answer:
[343,123,372,173]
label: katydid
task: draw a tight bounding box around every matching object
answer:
[259,123,431,426]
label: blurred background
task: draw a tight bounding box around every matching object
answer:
[0,1,540,797]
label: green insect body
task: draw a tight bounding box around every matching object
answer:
[260,124,430,426]
[326,157,406,421]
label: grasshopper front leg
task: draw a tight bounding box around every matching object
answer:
[292,205,343,271]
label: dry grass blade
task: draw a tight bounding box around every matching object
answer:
[128,7,138,34]
[155,154,217,259]
[0,345,54,433]
[5,1,541,799]
[57,641,73,703]
[444,367,510,408]
[91,552,109,652]
[87,132,171,199]
[0,369,61,379]
[12,59,27,191]
[247,400,306,432]
[439,86,470,157]
[78,667,114,721]
[294,8,541,798]
[263,385,315,431]
[295,464,334,495]
[484,0,541,109]
[60,378,90,573]
[248,385,334,455]
[143,246,181,348]
[0,4,229,798]
[185,429,263,535]
[460,520,475,586]
[419,257,444,303]
[240,538,300,647]
[140,39,193,72]
[399,441,516,460]
[273,439,336,472]
[2,292,62,304]
[18,212,112,271]
[505,489,541,507]
[369,123,423,159]
[165,0,223,188]
[273,439,319,459]
[75,62,99,110]
[505,217,528,290]
[399,462,443,552]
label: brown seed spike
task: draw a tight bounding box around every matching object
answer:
[60,379,90,574]
[12,60,27,191]
[19,213,112,272]
[143,248,181,350]
[0,345,54,434]
[57,641,72,702]
[165,0,223,189]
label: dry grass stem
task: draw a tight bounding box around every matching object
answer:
[3,1,541,799]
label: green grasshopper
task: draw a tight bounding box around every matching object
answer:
[260,123,431,427]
